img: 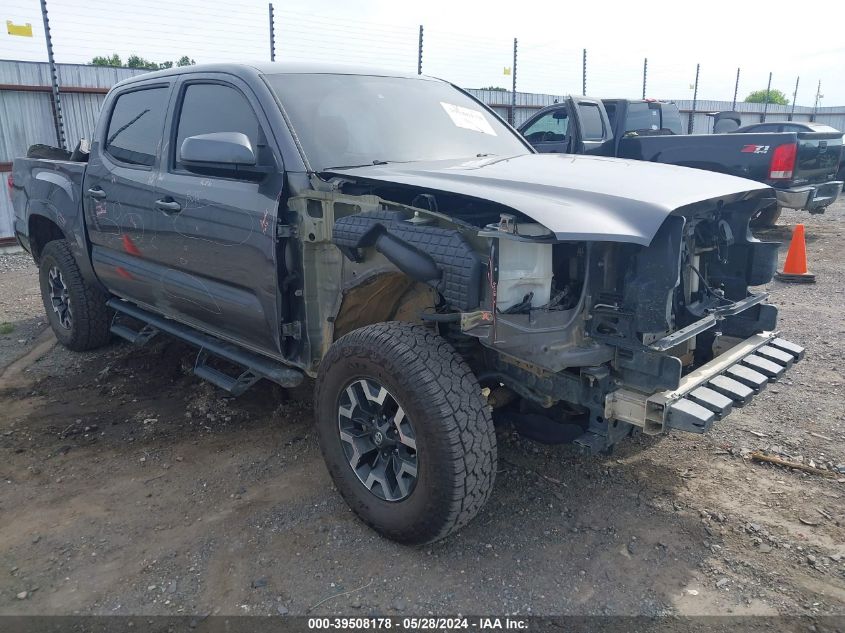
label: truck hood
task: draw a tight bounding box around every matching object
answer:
[325,153,771,246]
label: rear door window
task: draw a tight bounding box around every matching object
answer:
[174,82,262,171]
[104,87,169,167]
[578,104,605,141]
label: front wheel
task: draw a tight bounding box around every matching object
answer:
[314,322,497,544]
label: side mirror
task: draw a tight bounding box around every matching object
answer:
[180,132,256,167]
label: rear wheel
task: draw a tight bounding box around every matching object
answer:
[38,240,112,351]
[314,322,497,544]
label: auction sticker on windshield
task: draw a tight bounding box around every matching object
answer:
[440,102,497,136]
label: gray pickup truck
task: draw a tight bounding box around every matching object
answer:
[10,63,804,544]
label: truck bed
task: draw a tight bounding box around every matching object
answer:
[11,156,89,272]
[616,131,799,181]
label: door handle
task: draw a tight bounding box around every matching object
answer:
[87,187,106,199]
[155,198,182,213]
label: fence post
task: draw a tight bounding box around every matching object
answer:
[688,63,699,134]
[511,38,518,126]
[581,49,587,95]
[732,67,740,110]
[39,0,65,150]
[641,58,647,99]
[417,25,423,75]
[789,76,799,121]
[762,71,772,122]
[268,3,276,62]
[811,80,821,122]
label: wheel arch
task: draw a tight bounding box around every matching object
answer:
[28,213,66,262]
[331,271,438,343]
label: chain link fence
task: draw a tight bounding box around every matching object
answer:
[3,0,842,140]
[2,1,843,166]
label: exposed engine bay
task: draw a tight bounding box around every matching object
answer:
[288,161,803,453]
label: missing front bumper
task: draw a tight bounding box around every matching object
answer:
[605,333,804,435]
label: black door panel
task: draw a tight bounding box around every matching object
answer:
[84,84,172,306]
[153,76,285,354]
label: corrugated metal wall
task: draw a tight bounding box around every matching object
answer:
[2,60,844,239]
[0,61,146,239]
[674,100,845,135]
[0,60,145,161]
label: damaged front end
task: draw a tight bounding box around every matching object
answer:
[456,195,803,453]
[307,168,802,454]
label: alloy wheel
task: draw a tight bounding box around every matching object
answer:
[337,378,418,502]
[48,266,73,330]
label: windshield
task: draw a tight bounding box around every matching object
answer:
[265,73,529,171]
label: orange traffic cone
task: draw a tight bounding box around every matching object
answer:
[775,224,815,283]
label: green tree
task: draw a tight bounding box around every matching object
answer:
[126,54,160,70]
[90,54,196,70]
[91,53,122,67]
[744,89,789,105]
[479,86,509,91]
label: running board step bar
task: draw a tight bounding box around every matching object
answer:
[110,322,160,345]
[108,299,303,393]
[606,332,804,436]
[193,350,262,396]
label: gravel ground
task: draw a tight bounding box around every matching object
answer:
[0,203,843,619]
[0,250,47,371]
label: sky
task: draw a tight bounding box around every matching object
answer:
[2,0,844,106]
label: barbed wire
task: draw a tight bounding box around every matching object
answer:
[0,1,831,108]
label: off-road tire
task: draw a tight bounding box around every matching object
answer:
[38,240,112,351]
[314,322,497,544]
[750,205,783,228]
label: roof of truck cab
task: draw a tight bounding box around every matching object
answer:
[113,61,440,88]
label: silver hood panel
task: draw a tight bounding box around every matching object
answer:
[326,153,772,245]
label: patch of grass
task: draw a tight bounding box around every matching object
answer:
[0,322,14,335]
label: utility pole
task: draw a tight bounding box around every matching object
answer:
[39,0,65,150]
[581,49,587,95]
[731,67,740,110]
[688,63,699,134]
[417,25,423,75]
[789,76,799,121]
[268,3,276,62]
[511,38,518,126]
[761,71,772,122]
[641,58,647,99]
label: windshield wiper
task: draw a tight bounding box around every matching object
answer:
[324,159,390,170]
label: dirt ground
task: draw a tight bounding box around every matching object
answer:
[0,202,843,619]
